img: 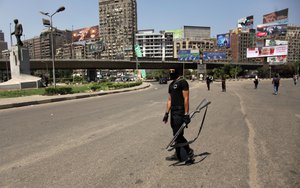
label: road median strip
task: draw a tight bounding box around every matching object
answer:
[0,83,150,110]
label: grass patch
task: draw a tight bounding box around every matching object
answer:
[0,88,46,98]
[0,81,143,98]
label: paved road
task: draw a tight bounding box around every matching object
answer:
[0,79,299,187]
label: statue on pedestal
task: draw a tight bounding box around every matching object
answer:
[11,19,23,46]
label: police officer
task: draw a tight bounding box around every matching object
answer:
[163,68,193,161]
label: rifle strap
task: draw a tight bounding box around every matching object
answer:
[168,106,208,151]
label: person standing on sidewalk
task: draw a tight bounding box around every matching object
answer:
[221,75,226,92]
[163,68,194,162]
[254,75,259,89]
[272,74,280,95]
[293,75,298,85]
[206,75,212,91]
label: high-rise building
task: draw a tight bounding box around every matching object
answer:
[286,25,300,63]
[0,30,5,41]
[136,30,174,59]
[230,29,260,63]
[184,26,211,40]
[0,30,8,59]
[99,0,137,59]
[23,37,42,59]
[39,28,72,59]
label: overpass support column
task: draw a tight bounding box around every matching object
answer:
[197,63,206,81]
[87,69,97,82]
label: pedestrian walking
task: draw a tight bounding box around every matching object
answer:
[254,75,259,89]
[163,68,194,162]
[293,75,298,85]
[221,76,226,92]
[206,75,212,91]
[272,74,280,95]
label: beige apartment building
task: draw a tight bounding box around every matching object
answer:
[286,25,300,63]
[173,39,215,59]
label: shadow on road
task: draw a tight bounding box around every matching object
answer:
[169,152,211,166]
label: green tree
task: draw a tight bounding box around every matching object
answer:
[229,66,242,78]
[257,66,270,78]
[212,68,224,79]
[146,70,169,80]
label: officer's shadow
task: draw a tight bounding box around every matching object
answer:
[169,152,211,166]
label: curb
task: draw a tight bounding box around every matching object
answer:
[0,83,151,110]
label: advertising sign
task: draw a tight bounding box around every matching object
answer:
[263,8,288,24]
[247,45,288,58]
[72,25,99,42]
[256,24,287,37]
[265,40,288,46]
[265,40,288,64]
[268,56,287,65]
[178,50,200,61]
[166,29,183,39]
[238,15,254,30]
[217,34,230,48]
[86,40,104,53]
[203,52,227,61]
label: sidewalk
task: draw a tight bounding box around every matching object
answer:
[0,83,151,110]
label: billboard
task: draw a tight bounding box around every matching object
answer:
[265,39,288,46]
[203,52,227,61]
[165,29,183,39]
[178,50,200,61]
[72,25,99,42]
[265,40,288,64]
[217,33,230,48]
[268,56,287,65]
[238,15,254,30]
[263,8,288,24]
[256,24,287,37]
[86,40,104,53]
[247,45,288,58]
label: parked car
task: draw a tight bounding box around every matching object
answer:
[159,77,168,84]
[121,75,136,82]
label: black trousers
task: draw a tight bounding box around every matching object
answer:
[170,108,191,156]
[206,82,210,90]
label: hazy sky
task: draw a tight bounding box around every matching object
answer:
[0,0,299,46]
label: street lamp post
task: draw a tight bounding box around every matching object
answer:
[40,6,65,88]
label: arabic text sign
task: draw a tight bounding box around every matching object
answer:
[247,45,288,58]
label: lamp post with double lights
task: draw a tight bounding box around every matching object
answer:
[40,6,65,88]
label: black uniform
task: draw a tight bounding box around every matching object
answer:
[168,79,192,159]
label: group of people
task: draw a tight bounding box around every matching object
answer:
[205,73,298,95]
[255,74,298,95]
[206,75,226,92]
[162,69,298,164]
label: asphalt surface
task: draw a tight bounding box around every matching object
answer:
[0,79,299,188]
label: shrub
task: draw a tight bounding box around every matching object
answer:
[45,87,73,95]
[90,81,142,92]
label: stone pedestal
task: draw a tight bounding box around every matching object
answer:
[0,46,42,90]
[10,46,31,78]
